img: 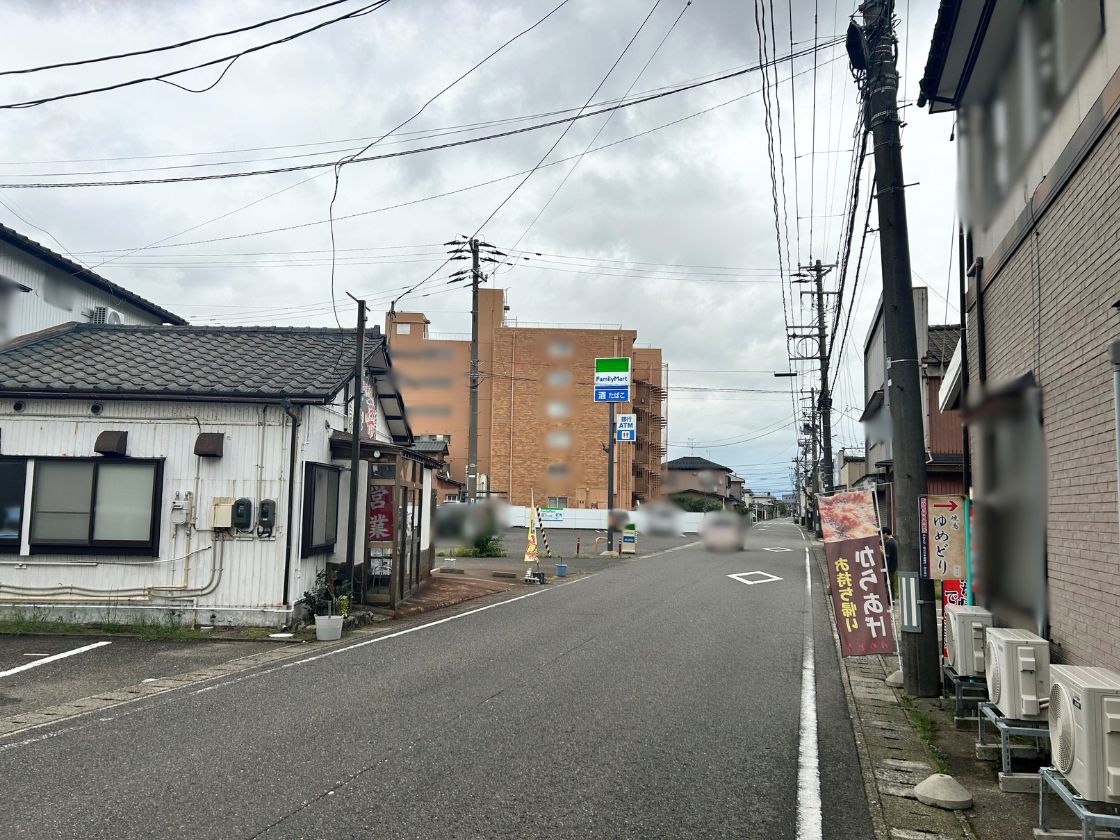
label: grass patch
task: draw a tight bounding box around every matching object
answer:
[0,615,210,642]
[439,535,508,558]
[899,692,950,774]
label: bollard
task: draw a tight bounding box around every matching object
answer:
[575,536,581,555]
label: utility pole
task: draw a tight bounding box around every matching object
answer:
[812,260,835,494]
[858,0,937,696]
[345,294,366,594]
[445,236,505,504]
[467,237,481,504]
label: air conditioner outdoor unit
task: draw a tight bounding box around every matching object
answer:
[86,305,123,325]
[1048,665,1120,803]
[984,628,1050,720]
[945,604,992,677]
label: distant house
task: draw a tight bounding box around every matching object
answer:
[860,287,964,526]
[834,447,866,491]
[412,435,463,502]
[0,323,440,626]
[662,456,736,510]
[0,223,184,344]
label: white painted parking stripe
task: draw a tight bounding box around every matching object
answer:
[0,641,111,679]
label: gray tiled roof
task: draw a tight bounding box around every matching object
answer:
[665,456,732,472]
[411,439,449,455]
[0,323,384,402]
[0,223,186,325]
[927,324,960,364]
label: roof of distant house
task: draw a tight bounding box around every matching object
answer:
[0,223,186,325]
[0,322,391,404]
[665,456,732,472]
[411,439,449,457]
[926,324,961,365]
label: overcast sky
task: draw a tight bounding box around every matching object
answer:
[0,0,956,494]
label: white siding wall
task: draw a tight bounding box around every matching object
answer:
[0,244,166,342]
[0,397,376,626]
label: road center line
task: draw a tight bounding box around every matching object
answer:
[0,640,111,679]
[797,542,823,840]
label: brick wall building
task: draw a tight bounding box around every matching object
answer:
[387,288,666,508]
[919,3,1120,669]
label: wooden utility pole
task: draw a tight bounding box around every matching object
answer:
[860,0,938,695]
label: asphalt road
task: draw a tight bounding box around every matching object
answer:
[0,520,871,839]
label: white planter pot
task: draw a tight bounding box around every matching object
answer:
[314,614,344,641]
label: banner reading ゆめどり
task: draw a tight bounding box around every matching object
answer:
[818,491,896,657]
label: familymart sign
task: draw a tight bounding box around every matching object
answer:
[593,357,630,402]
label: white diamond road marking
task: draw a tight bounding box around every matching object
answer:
[762,547,793,552]
[727,571,783,586]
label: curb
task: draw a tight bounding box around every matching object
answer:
[807,531,891,840]
[807,530,978,840]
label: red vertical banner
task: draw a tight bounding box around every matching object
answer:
[367,483,395,542]
[818,491,897,657]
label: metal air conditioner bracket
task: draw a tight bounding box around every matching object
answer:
[1038,766,1120,838]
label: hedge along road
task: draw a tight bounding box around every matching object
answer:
[0,522,871,840]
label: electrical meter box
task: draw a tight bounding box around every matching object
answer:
[258,499,277,531]
[212,497,234,529]
[232,498,253,530]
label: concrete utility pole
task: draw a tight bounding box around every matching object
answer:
[805,259,835,494]
[467,237,481,504]
[345,295,366,593]
[860,0,937,696]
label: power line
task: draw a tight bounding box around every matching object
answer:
[0,1,393,109]
[0,36,844,188]
[0,0,368,77]
[493,0,694,277]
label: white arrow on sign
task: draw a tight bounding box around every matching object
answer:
[762,547,793,552]
[727,571,783,586]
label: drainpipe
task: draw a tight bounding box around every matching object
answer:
[971,255,987,384]
[1111,342,1120,540]
[282,399,300,607]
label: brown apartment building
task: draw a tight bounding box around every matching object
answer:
[386,288,666,508]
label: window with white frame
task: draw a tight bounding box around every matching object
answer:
[546,496,568,509]
[302,463,340,556]
[29,459,161,552]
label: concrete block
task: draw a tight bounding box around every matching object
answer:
[1032,830,1083,838]
[885,669,904,687]
[439,567,465,575]
[491,571,517,579]
[954,715,980,730]
[999,772,1040,794]
[913,774,974,810]
[975,741,1040,761]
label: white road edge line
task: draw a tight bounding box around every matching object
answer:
[0,640,111,679]
[797,541,823,840]
[277,573,598,669]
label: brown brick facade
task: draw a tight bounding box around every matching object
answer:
[968,110,1120,670]
[389,289,665,508]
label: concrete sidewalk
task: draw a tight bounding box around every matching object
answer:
[811,537,1080,840]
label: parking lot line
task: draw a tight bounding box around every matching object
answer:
[0,641,111,679]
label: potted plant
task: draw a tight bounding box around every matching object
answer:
[300,569,350,641]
